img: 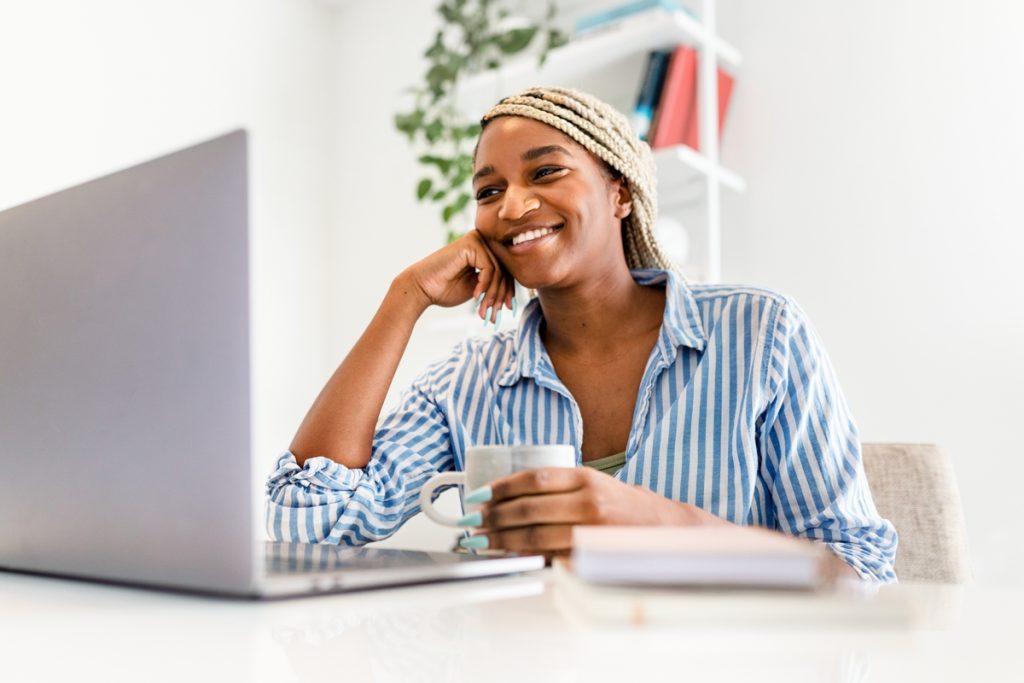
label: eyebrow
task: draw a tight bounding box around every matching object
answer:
[472,145,573,184]
[523,144,571,162]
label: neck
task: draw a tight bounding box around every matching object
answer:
[537,265,665,357]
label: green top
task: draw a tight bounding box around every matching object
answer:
[583,451,626,477]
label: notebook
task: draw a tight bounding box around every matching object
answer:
[571,525,828,589]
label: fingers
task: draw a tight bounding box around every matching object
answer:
[482,257,504,325]
[469,263,498,320]
[493,278,509,325]
[481,490,594,530]
[467,245,497,306]
[488,467,589,503]
[483,524,575,555]
[458,470,596,554]
[467,236,514,327]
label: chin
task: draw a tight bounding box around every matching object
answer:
[507,262,570,292]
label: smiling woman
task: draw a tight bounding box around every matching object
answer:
[266,87,898,583]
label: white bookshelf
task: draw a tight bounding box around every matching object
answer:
[455,0,743,283]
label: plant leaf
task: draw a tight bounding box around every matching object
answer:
[418,155,453,175]
[424,30,445,59]
[394,110,426,139]
[549,28,569,49]
[426,64,448,88]
[424,119,444,143]
[451,154,474,186]
[416,178,433,200]
[438,4,458,23]
[450,192,471,214]
[496,26,538,55]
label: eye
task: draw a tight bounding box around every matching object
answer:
[533,166,565,180]
[475,186,501,201]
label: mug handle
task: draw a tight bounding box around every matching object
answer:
[418,471,466,527]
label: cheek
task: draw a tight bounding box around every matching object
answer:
[542,187,582,220]
[547,181,610,220]
[474,203,497,235]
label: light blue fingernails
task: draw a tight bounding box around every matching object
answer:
[476,292,485,305]
[483,306,492,326]
[512,296,518,318]
[457,511,482,527]
[495,308,502,329]
[459,535,489,550]
[464,485,492,504]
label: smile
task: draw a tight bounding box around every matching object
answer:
[510,225,561,247]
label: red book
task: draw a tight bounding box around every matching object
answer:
[684,66,735,150]
[649,46,698,149]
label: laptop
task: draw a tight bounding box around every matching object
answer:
[0,130,544,598]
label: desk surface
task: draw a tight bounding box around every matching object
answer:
[1,568,1020,683]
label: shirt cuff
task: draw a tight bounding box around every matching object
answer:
[265,450,365,497]
[827,540,898,584]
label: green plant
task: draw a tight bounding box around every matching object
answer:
[395,0,568,242]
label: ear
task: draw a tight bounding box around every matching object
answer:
[612,179,633,220]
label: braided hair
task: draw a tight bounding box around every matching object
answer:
[479,86,676,272]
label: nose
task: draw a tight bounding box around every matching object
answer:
[497,185,540,221]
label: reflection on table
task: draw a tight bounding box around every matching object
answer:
[1,567,1020,683]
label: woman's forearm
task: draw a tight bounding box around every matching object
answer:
[289,275,428,468]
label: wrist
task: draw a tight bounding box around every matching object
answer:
[388,272,431,318]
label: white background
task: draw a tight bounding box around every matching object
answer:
[1,0,1021,585]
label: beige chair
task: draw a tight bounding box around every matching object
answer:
[861,443,971,583]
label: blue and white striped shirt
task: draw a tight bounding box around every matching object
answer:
[266,269,898,582]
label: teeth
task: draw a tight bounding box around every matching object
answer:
[511,227,555,246]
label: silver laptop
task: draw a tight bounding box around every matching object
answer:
[0,130,543,598]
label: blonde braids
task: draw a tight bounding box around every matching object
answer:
[480,86,677,273]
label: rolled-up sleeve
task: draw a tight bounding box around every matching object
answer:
[265,379,455,546]
[760,299,898,582]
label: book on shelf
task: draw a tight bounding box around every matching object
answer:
[649,45,698,149]
[629,49,672,141]
[683,65,735,150]
[650,46,735,152]
[574,0,693,36]
[570,524,828,589]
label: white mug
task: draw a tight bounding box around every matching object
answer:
[418,445,576,527]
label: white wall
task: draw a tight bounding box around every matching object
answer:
[0,0,340,540]
[717,0,1024,585]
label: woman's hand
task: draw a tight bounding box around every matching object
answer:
[396,230,514,323]
[463,468,727,559]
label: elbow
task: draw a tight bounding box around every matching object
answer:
[288,442,372,470]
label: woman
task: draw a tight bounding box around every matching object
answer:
[267,87,897,582]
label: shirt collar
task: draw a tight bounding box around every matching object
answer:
[497,269,706,387]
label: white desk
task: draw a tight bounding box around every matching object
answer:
[1,568,1020,682]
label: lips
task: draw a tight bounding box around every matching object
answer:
[503,223,563,247]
